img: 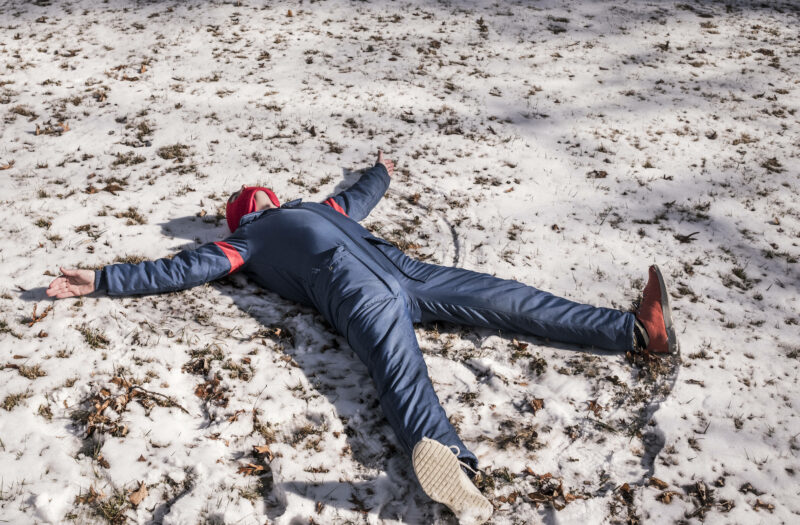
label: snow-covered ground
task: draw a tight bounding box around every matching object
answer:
[1,0,798,523]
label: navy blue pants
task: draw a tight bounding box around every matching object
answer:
[311,245,635,469]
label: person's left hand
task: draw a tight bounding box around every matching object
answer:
[377,150,394,178]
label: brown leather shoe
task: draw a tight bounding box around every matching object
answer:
[635,265,678,354]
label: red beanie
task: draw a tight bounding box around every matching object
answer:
[225,187,280,232]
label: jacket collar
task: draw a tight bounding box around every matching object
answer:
[238,199,303,227]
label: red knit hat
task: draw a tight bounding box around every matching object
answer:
[225,187,280,232]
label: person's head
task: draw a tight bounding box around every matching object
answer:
[225,185,280,232]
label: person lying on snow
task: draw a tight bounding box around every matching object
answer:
[47,151,677,525]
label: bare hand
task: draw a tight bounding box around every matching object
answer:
[377,150,395,178]
[46,267,96,299]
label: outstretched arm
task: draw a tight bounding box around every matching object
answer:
[47,233,250,298]
[323,151,394,222]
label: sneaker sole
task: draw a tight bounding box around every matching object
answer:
[412,439,493,524]
[651,265,679,354]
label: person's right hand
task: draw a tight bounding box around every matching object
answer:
[377,150,395,178]
[46,267,96,299]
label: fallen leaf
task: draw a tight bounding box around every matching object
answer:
[75,485,106,505]
[649,477,669,489]
[511,339,528,351]
[237,462,266,476]
[102,183,125,195]
[129,482,148,506]
[253,444,274,461]
[673,231,700,243]
[226,409,245,423]
[753,499,774,512]
[110,376,131,389]
[0,160,14,170]
[27,304,53,327]
[657,490,678,503]
[587,399,604,417]
[694,481,709,505]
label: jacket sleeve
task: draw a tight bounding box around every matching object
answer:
[94,231,250,297]
[322,163,390,222]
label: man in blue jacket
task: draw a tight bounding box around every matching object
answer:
[47,151,676,524]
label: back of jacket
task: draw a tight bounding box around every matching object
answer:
[93,164,399,301]
[238,200,399,306]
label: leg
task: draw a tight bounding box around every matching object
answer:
[405,263,635,352]
[310,247,478,468]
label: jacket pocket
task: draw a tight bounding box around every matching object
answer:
[309,245,348,291]
[363,236,437,283]
[311,244,399,299]
[309,244,400,334]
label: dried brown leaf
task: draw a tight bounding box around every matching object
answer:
[253,444,274,461]
[237,462,266,476]
[129,481,148,506]
[650,477,669,489]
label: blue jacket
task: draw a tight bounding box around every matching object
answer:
[94,164,416,301]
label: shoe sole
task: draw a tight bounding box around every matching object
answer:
[651,265,679,354]
[412,439,493,525]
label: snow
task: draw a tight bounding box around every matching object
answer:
[1,0,799,523]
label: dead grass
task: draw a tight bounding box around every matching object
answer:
[113,207,146,225]
[10,105,38,120]
[157,143,190,161]
[2,391,31,411]
[73,485,130,525]
[113,254,148,265]
[77,324,109,349]
[18,364,46,379]
[111,151,145,167]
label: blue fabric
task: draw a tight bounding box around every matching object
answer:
[407,265,635,351]
[324,163,391,221]
[94,162,635,469]
[95,229,250,296]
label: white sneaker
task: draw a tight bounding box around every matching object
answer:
[412,437,493,525]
